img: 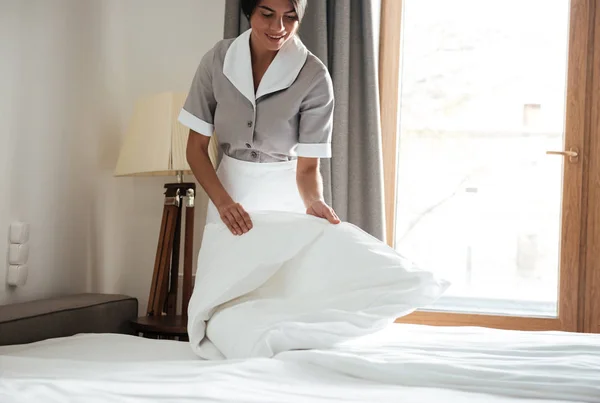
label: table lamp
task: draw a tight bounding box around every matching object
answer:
[114,92,217,339]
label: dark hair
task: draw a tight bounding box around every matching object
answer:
[241,0,307,22]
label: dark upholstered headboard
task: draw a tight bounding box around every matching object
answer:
[0,293,138,346]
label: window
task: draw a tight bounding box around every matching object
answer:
[379,0,600,332]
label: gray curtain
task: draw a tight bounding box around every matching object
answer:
[224,0,385,241]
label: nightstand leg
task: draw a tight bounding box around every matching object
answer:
[147,188,180,316]
[182,201,194,318]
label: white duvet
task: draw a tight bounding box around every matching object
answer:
[187,212,450,360]
[1,325,599,403]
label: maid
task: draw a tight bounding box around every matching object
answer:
[179,0,340,235]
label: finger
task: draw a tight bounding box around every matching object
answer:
[222,210,239,235]
[230,207,249,233]
[325,209,337,224]
[226,211,243,235]
[237,205,253,230]
[220,213,237,235]
[330,209,341,224]
[323,208,339,224]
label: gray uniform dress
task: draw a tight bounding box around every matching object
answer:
[178,29,334,163]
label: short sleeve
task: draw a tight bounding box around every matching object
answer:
[297,68,334,158]
[178,47,217,137]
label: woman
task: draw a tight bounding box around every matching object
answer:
[179,0,340,236]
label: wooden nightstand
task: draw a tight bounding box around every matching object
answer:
[128,180,197,343]
[130,315,189,341]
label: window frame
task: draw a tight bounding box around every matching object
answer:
[378,0,600,332]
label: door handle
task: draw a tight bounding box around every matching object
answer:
[546,147,579,163]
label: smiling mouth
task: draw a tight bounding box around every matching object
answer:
[267,34,285,40]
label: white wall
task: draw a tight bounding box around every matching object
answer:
[0,0,225,310]
[0,1,19,302]
[0,0,105,304]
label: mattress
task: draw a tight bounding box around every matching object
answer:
[1,323,598,403]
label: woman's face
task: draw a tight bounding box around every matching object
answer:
[249,0,300,52]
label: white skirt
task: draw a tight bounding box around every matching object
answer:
[205,154,306,224]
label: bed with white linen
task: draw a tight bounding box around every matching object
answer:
[1,324,599,403]
[2,213,599,403]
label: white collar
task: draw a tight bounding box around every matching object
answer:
[223,29,308,106]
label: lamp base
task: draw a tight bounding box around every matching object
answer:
[146,182,196,324]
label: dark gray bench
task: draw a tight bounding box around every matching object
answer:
[0,293,138,346]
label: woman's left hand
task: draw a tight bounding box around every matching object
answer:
[307,200,341,224]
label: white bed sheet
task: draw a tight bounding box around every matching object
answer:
[1,324,599,403]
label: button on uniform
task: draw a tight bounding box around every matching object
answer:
[245,143,252,148]
[250,151,258,159]
[247,121,253,128]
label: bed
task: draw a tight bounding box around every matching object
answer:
[1,293,599,403]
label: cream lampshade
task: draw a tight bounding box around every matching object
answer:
[114,91,217,179]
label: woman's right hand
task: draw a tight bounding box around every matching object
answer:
[217,201,253,235]
[185,132,252,235]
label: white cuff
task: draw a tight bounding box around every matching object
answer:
[178,108,213,137]
[295,143,331,158]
